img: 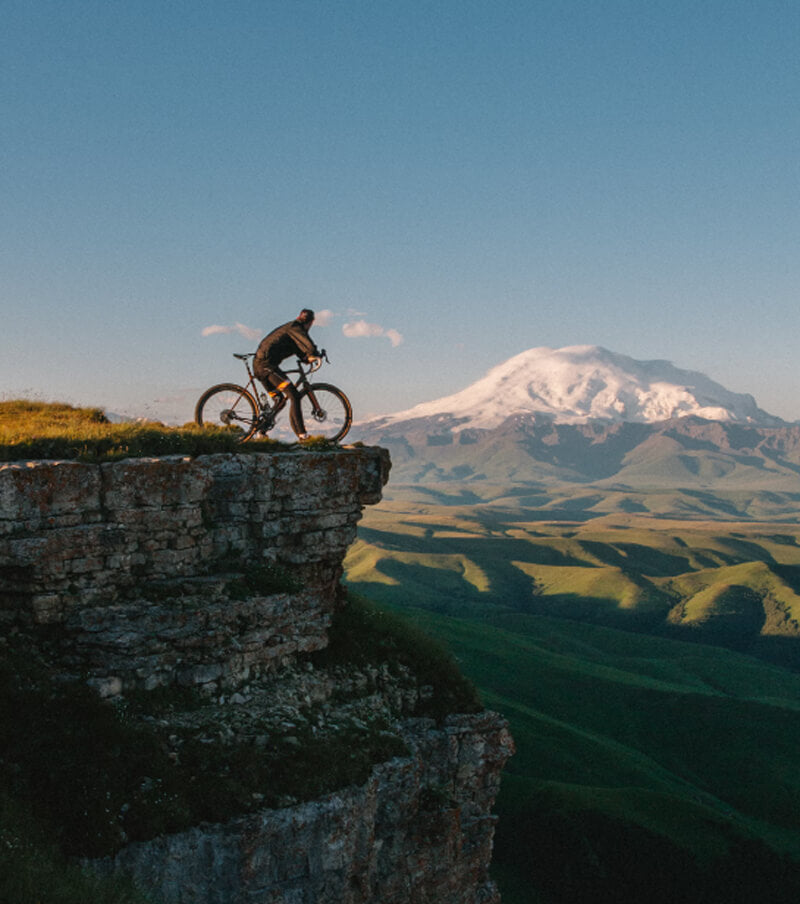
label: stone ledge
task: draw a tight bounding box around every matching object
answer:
[89,712,514,904]
[0,448,390,687]
[1,447,388,617]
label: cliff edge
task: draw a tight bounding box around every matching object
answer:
[0,448,513,903]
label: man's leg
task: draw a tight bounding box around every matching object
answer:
[283,383,307,437]
[260,368,307,437]
[255,370,279,407]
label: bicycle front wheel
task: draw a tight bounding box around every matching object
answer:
[194,383,259,442]
[299,383,352,442]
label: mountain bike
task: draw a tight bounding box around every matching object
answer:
[194,351,352,443]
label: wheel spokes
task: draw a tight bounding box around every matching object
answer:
[196,384,258,441]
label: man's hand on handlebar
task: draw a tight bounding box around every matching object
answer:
[300,354,323,372]
[302,349,328,366]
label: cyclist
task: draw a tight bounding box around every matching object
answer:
[253,309,321,440]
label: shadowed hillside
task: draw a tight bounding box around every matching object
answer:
[346,501,800,902]
[347,507,800,668]
[347,589,800,902]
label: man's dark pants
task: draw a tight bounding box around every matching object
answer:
[255,365,306,436]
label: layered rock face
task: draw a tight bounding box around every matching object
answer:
[0,448,513,904]
[0,449,388,692]
[95,711,513,904]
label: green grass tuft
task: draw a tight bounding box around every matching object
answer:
[297,435,341,450]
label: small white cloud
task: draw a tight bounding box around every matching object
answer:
[314,309,335,327]
[201,322,261,341]
[342,320,384,339]
[342,319,404,347]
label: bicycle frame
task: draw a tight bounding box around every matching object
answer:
[235,353,324,416]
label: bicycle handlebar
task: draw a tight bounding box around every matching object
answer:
[299,349,329,374]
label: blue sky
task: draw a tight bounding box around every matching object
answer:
[3,0,800,422]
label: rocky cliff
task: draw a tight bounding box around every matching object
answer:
[0,448,513,903]
[0,449,390,692]
[92,711,511,904]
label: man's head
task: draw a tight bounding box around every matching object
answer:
[297,308,315,327]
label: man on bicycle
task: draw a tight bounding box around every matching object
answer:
[253,309,321,440]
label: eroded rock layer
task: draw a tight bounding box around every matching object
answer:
[0,449,389,691]
[93,712,513,904]
[1,448,513,904]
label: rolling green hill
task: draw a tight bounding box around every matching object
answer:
[363,602,800,903]
[347,506,800,664]
[346,501,800,901]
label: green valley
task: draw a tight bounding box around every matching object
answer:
[345,487,800,902]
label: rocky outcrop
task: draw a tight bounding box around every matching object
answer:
[0,448,513,903]
[0,449,389,692]
[93,712,513,904]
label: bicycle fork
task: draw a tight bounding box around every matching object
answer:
[303,388,326,419]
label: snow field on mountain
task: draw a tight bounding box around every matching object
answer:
[369,346,778,429]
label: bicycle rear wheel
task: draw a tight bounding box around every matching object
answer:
[298,383,352,442]
[195,383,259,442]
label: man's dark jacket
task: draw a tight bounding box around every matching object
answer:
[254,320,320,375]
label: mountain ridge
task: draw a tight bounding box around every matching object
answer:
[352,413,800,493]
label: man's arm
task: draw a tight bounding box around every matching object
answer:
[289,323,320,359]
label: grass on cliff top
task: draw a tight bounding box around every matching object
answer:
[0,399,290,461]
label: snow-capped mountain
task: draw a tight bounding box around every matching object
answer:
[364,346,782,430]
